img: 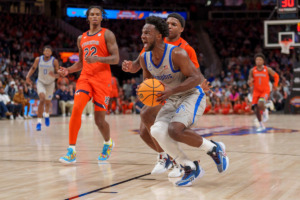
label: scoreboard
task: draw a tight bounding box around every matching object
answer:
[277,0,298,17]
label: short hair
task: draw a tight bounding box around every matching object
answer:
[167,13,185,28]
[43,45,52,52]
[254,53,265,61]
[145,16,169,38]
[86,5,106,19]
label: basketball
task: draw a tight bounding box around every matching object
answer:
[137,78,165,107]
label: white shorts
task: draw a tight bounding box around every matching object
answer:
[37,81,55,100]
[155,87,206,127]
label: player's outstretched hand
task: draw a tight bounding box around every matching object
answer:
[122,60,133,72]
[85,56,99,64]
[58,66,68,77]
[201,79,213,93]
[156,85,173,103]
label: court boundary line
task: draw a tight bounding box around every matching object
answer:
[65,172,151,200]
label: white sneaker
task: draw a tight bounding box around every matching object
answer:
[151,153,173,175]
[256,123,266,132]
[10,115,14,120]
[266,101,275,111]
[24,115,28,119]
[62,113,66,117]
[168,161,182,178]
[16,115,24,120]
[262,109,269,122]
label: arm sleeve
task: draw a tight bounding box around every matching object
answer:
[273,73,279,87]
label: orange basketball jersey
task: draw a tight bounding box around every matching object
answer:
[140,37,199,68]
[253,66,270,93]
[80,28,111,83]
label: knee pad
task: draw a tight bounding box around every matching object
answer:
[150,121,168,140]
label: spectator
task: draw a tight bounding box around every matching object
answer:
[0,86,22,119]
[55,85,73,117]
[211,77,221,88]
[13,86,31,119]
[229,88,240,106]
[270,87,284,111]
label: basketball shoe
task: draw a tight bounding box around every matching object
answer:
[207,140,229,173]
[151,153,173,175]
[36,123,41,131]
[175,161,205,187]
[168,160,182,178]
[59,148,76,164]
[98,140,114,161]
[45,117,50,126]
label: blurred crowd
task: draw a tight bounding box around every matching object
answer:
[0,13,294,119]
[204,20,293,114]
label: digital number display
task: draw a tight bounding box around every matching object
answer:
[278,0,298,13]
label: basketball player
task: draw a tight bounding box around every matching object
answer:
[248,53,279,131]
[26,46,59,131]
[139,16,229,186]
[58,6,119,164]
[122,13,200,177]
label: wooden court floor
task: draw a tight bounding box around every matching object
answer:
[0,114,300,200]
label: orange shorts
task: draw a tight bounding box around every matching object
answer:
[76,76,112,111]
[252,91,269,105]
[110,89,119,98]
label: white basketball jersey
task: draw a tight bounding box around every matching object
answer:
[143,43,198,97]
[38,56,55,84]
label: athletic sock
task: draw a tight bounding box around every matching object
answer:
[200,138,216,152]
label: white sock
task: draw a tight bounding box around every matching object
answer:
[37,118,42,123]
[259,122,264,127]
[69,145,76,151]
[200,138,216,153]
[44,113,49,117]
[104,138,112,145]
[159,152,167,158]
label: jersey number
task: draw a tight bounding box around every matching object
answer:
[44,69,47,75]
[84,47,97,58]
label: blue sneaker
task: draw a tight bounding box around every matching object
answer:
[59,148,76,164]
[45,117,50,127]
[151,153,173,174]
[207,140,229,173]
[175,161,205,187]
[98,140,114,161]
[36,123,41,131]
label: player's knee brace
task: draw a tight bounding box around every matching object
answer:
[150,121,168,142]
